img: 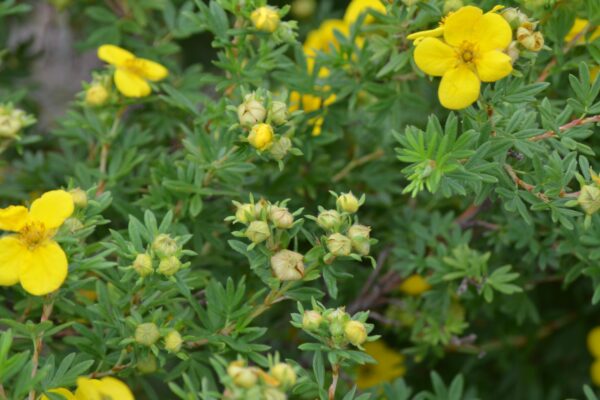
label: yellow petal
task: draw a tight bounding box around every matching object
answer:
[476,50,512,82]
[443,6,483,47]
[29,190,74,229]
[407,26,445,41]
[588,327,600,358]
[593,360,600,386]
[40,388,76,400]
[97,377,134,400]
[114,69,152,98]
[438,66,481,110]
[135,58,169,81]
[98,45,135,67]
[0,205,29,232]
[344,0,386,25]
[472,12,512,51]
[19,241,68,296]
[413,37,457,77]
[0,236,26,286]
[75,377,103,400]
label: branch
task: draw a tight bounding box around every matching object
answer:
[503,164,549,202]
[528,115,600,142]
[28,299,54,400]
[328,363,340,400]
[332,148,385,183]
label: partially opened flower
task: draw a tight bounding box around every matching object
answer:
[409,5,513,109]
[97,44,168,98]
[0,190,74,296]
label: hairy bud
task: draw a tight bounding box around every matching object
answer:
[317,209,341,230]
[246,220,271,244]
[579,185,600,215]
[228,361,258,388]
[238,94,266,127]
[271,249,305,281]
[270,363,297,389]
[269,101,288,125]
[302,310,323,331]
[251,6,280,33]
[235,203,256,224]
[337,192,359,213]
[344,320,367,346]
[69,188,88,208]
[164,330,183,352]
[348,224,371,256]
[269,137,292,160]
[135,322,160,346]
[85,84,109,106]
[136,354,158,374]
[269,206,294,229]
[133,253,154,277]
[152,234,179,258]
[248,123,275,151]
[327,233,352,256]
[158,256,182,276]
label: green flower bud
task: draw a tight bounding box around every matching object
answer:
[158,256,182,276]
[271,249,304,281]
[235,203,256,224]
[270,363,297,389]
[133,253,154,277]
[246,220,271,244]
[228,361,258,388]
[269,137,292,160]
[164,330,183,353]
[269,205,294,229]
[579,185,600,215]
[269,101,288,125]
[85,83,109,107]
[501,7,528,28]
[517,24,544,52]
[348,224,371,256]
[329,320,345,337]
[238,93,266,127]
[302,310,323,331]
[327,233,352,256]
[63,217,84,233]
[0,115,21,138]
[136,354,158,374]
[152,234,179,258]
[317,209,341,230]
[443,0,463,13]
[135,322,160,346]
[337,192,359,213]
[291,0,316,19]
[69,188,88,208]
[263,388,287,400]
[344,320,367,346]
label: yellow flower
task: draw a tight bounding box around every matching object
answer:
[251,6,280,33]
[0,190,74,296]
[42,377,134,400]
[565,18,600,45]
[248,123,274,151]
[399,274,431,296]
[97,45,168,98]
[344,0,386,25]
[410,5,513,109]
[40,388,76,400]
[588,327,600,358]
[304,19,350,76]
[357,340,406,389]
[592,360,600,386]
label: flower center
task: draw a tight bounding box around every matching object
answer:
[19,221,51,249]
[458,42,478,64]
[122,59,146,76]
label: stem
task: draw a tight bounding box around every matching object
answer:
[332,149,385,182]
[28,299,54,400]
[528,115,600,142]
[504,164,549,202]
[328,363,340,400]
[0,384,7,399]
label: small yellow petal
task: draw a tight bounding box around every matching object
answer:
[0,236,27,286]
[0,205,29,232]
[344,0,386,25]
[398,274,432,296]
[114,69,152,98]
[443,6,483,47]
[588,327,600,358]
[19,241,68,296]
[476,50,512,82]
[407,26,445,41]
[438,66,481,110]
[592,360,600,386]
[75,377,103,400]
[472,12,512,51]
[98,44,135,67]
[40,388,76,400]
[97,377,135,400]
[135,58,169,81]
[413,37,457,77]
[29,190,74,229]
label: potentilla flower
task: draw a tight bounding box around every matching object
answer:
[0,190,74,296]
[41,376,135,400]
[409,5,513,109]
[97,44,168,98]
[565,18,600,45]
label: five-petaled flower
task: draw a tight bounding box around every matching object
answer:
[0,190,74,296]
[97,44,168,98]
[408,6,513,110]
[40,376,134,400]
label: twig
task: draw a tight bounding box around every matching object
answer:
[28,299,54,400]
[528,115,600,142]
[504,164,549,202]
[347,245,394,313]
[0,384,7,399]
[537,22,591,82]
[332,148,385,182]
[328,363,340,400]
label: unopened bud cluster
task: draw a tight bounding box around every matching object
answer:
[131,233,186,278]
[224,358,296,398]
[134,322,184,353]
[501,7,545,61]
[0,103,35,140]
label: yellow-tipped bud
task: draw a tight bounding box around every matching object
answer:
[228,361,258,388]
[235,203,256,224]
[517,26,544,51]
[85,84,109,106]
[317,209,341,230]
[269,206,294,229]
[326,233,352,256]
[158,256,182,276]
[248,123,275,151]
[344,320,367,346]
[135,322,160,346]
[270,249,305,281]
[270,363,297,389]
[579,185,600,215]
[69,188,88,208]
[132,253,154,277]
[337,192,360,213]
[246,220,271,244]
[302,310,323,331]
[269,101,288,125]
[152,234,179,258]
[164,330,183,352]
[251,6,280,33]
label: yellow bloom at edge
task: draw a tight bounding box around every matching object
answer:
[0,190,74,296]
[97,44,168,98]
[357,340,406,389]
[411,5,513,110]
[304,19,350,76]
[289,91,336,136]
[588,326,600,358]
[565,18,600,45]
[40,376,135,400]
[344,0,386,26]
[398,274,432,296]
[592,360,600,387]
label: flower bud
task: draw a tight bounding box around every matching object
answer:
[443,0,463,13]
[132,253,154,277]
[327,233,352,257]
[228,361,258,388]
[85,84,109,106]
[136,354,158,374]
[238,94,266,127]
[135,322,160,346]
[291,0,316,19]
[158,256,182,276]
[269,101,288,125]
[263,388,287,400]
[317,210,341,230]
[399,274,431,296]
[329,319,345,337]
[269,206,294,229]
[270,363,297,389]
[517,26,544,52]
[507,41,520,64]
[271,249,304,281]
[337,192,360,213]
[164,330,183,352]
[246,220,271,244]
[248,123,274,151]
[348,224,371,256]
[578,185,600,215]
[69,188,88,208]
[0,115,21,139]
[152,234,179,258]
[302,310,323,331]
[251,6,280,33]
[501,8,528,29]
[235,203,256,224]
[344,320,367,346]
[269,137,292,160]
